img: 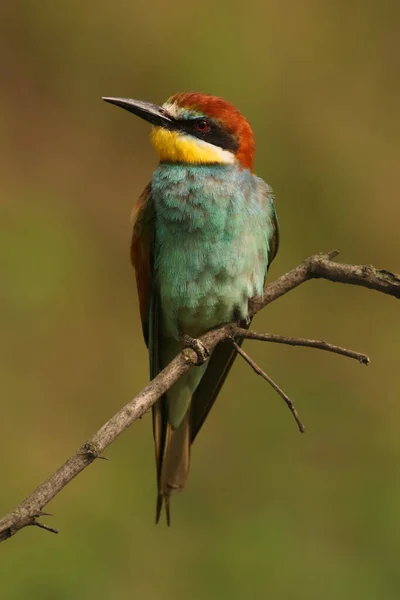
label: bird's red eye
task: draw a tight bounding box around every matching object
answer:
[195,119,210,132]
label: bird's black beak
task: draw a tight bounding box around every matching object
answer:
[102,97,173,128]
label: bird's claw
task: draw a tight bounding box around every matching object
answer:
[180,333,210,365]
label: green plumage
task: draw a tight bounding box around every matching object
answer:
[149,163,278,511]
[152,163,277,339]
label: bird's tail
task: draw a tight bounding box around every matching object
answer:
[156,410,191,525]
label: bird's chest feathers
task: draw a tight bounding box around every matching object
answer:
[152,165,269,336]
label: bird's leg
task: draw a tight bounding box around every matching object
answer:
[232,306,251,328]
[242,315,251,327]
[179,330,210,365]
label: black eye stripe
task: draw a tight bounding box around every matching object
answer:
[166,117,239,153]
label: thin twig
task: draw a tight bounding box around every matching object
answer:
[32,521,59,535]
[231,340,305,433]
[235,329,370,364]
[0,251,398,542]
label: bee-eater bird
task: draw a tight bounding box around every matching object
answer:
[103,92,279,524]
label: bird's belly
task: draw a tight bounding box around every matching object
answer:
[165,285,241,338]
[158,241,264,338]
[161,281,246,339]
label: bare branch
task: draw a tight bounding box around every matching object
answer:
[1,252,398,542]
[32,521,59,535]
[309,256,400,298]
[248,251,400,317]
[231,340,305,433]
[235,328,370,364]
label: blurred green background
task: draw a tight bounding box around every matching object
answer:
[1,1,399,598]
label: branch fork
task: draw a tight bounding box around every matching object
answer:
[1,251,398,542]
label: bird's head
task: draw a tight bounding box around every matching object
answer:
[103,92,255,171]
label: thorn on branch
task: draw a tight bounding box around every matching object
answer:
[32,520,59,535]
[231,339,305,433]
[83,442,108,461]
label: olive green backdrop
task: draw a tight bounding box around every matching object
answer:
[1,1,399,598]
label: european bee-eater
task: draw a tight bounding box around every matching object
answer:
[103,93,279,524]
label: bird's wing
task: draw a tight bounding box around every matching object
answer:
[131,182,154,345]
[190,187,279,442]
[131,183,183,524]
[267,202,280,269]
[131,184,164,485]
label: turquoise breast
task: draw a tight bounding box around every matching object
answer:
[151,164,275,338]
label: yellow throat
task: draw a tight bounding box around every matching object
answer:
[150,127,234,164]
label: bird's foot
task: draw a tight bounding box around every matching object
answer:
[180,333,210,365]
